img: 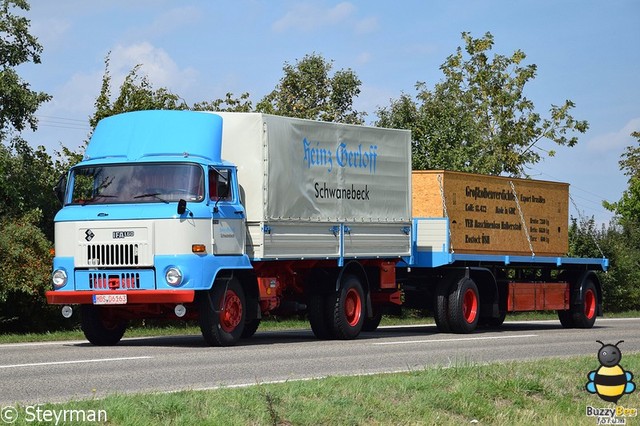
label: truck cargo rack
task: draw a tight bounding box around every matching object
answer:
[404,217,608,271]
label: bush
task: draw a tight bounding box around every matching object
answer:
[0,209,62,332]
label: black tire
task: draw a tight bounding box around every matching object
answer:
[362,310,383,332]
[434,278,452,332]
[80,305,127,346]
[571,280,598,328]
[326,274,365,340]
[447,277,480,334]
[199,277,246,346]
[558,279,598,329]
[485,310,506,328]
[557,309,574,328]
[241,318,261,338]
[308,293,334,339]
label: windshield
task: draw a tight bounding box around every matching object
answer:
[68,163,204,205]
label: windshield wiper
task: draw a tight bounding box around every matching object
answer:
[133,192,169,203]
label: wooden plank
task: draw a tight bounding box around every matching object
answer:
[412,170,569,256]
[507,282,569,312]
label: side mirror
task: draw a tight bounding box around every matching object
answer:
[53,175,67,205]
[177,199,187,215]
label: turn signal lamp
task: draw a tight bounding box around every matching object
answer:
[192,244,206,254]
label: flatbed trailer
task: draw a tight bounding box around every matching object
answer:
[46,111,608,346]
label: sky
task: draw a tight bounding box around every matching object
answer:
[15,0,640,224]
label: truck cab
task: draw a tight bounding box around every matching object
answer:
[48,110,252,345]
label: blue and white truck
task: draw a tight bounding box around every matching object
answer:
[47,110,608,346]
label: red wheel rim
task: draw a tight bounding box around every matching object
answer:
[462,289,478,324]
[219,290,242,333]
[344,288,362,327]
[584,288,596,319]
[100,310,121,330]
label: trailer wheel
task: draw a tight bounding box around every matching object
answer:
[327,274,365,339]
[558,279,598,329]
[434,278,452,332]
[557,310,574,328]
[448,277,480,333]
[80,305,127,346]
[199,277,246,346]
[572,279,598,328]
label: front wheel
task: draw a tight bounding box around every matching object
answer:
[199,277,246,346]
[241,318,261,338]
[80,305,127,346]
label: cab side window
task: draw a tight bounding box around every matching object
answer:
[209,167,232,201]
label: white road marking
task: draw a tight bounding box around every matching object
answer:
[373,334,539,346]
[0,356,152,369]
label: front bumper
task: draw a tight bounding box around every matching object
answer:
[46,290,195,305]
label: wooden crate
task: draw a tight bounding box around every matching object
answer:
[412,170,569,256]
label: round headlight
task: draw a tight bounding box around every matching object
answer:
[165,267,183,286]
[52,269,68,288]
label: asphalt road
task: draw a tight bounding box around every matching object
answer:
[1,318,639,406]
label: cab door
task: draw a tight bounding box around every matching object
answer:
[209,166,245,255]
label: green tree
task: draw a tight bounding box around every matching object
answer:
[90,56,189,131]
[0,0,51,139]
[598,131,640,311]
[567,216,640,312]
[376,32,588,175]
[0,137,59,239]
[603,131,640,223]
[257,53,364,124]
[0,0,59,237]
[90,55,255,132]
[192,92,253,113]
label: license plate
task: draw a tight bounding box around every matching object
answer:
[93,294,127,305]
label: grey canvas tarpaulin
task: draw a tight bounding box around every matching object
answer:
[216,112,411,224]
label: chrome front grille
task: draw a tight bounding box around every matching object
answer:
[85,243,142,266]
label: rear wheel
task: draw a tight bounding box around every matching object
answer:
[572,280,598,328]
[434,277,452,332]
[326,274,365,339]
[308,293,334,339]
[80,305,127,346]
[558,279,598,329]
[448,277,480,334]
[362,309,383,332]
[199,277,246,346]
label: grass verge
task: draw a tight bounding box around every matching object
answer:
[8,354,640,425]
